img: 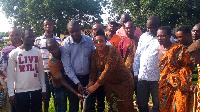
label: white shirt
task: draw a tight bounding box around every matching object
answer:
[7,47,46,96]
[133,32,160,81]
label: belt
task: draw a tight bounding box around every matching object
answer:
[76,73,89,79]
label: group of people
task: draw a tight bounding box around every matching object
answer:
[0,13,200,112]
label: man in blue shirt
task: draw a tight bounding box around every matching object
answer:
[61,20,95,112]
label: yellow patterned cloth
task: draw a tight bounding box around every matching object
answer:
[158,43,193,112]
[197,64,200,112]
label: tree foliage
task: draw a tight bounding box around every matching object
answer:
[0,32,8,38]
[111,0,200,31]
[0,0,107,36]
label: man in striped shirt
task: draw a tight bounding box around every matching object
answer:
[34,19,61,112]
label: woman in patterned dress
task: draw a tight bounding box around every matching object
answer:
[87,29,134,112]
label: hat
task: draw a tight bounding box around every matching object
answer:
[108,21,119,27]
[186,39,200,53]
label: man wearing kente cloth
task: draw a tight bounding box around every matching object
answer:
[186,39,200,112]
[157,26,193,112]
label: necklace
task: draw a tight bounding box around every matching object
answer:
[98,51,105,58]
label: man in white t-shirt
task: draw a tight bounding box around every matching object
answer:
[7,29,46,112]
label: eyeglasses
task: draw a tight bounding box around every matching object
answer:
[94,40,105,44]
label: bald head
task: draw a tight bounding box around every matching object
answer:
[146,16,160,36]
[147,16,160,25]
[192,23,200,41]
[8,27,20,34]
[67,20,82,43]
[124,21,136,39]
[67,20,80,29]
[120,13,131,27]
[125,21,135,28]
[92,23,103,36]
[8,27,22,45]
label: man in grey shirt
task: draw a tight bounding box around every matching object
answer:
[61,20,95,112]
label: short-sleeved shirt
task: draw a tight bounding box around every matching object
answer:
[34,34,61,72]
[48,55,64,86]
[106,34,122,48]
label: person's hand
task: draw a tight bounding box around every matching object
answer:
[190,84,197,92]
[87,81,94,88]
[0,74,7,83]
[86,85,96,93]
[77,93,84,102]
[42,92,47,101]
[9,95,16,105]
[3,76,7,83]
[77,82,83,93]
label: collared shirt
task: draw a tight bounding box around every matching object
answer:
[61,34,95,84]
[116,27,142,38]
[34,34,61,72]
[133,32,160,81]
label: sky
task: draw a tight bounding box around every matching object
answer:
[0,10,12,32]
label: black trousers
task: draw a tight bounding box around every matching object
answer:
[15,89,42,112]
[91,85,105,112]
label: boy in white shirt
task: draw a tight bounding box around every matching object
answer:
[7,29,46,112]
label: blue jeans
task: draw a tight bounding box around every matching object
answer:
[137,80,159,112]
[54,86,67,112]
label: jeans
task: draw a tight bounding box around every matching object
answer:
[54,86,67,112]
[137,80,159,112]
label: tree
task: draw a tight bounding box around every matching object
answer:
[0,0,108,36]
[0,32,8,38]
[111,0,200,31]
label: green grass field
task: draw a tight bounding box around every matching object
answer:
[48,96,110,112]
[47,92,152,112]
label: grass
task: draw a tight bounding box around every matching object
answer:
[48,96,110,112]
[48,93,152,112]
